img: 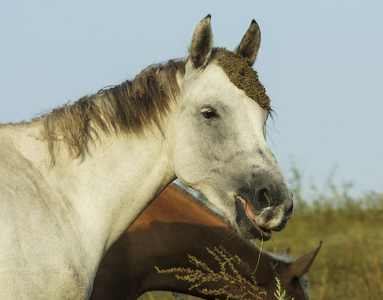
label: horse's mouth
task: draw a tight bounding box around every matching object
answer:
[236,195,272,240]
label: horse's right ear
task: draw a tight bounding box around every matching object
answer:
[189,15,213,69]
[234,20,261,66]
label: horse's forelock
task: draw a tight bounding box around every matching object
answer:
[211,48,271,112]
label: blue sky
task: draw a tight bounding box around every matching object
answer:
[1,0,382,199]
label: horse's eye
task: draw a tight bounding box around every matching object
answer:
[201,107,217,119]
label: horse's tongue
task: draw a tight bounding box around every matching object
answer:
[237,195,256,221]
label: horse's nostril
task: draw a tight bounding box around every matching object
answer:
[256,188,271,208]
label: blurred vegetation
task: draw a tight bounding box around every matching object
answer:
[139,165,383,300]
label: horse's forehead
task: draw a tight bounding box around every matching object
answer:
[194,65,245,96]
[182,64,268,124]
[183,64,240,101]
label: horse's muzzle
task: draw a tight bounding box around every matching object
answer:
[234,186,293,240]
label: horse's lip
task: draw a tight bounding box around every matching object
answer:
[236,195,272,240]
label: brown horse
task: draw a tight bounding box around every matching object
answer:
[91,184,320,300]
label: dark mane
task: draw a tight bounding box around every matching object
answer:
[43,59,186,160]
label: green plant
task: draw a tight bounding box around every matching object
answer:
[155,246,267,299]
[274,276,293,300]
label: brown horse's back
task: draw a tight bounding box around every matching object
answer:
[129,184,225,228]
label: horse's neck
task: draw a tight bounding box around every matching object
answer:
[4,118,175,260]
[60,131,175,245]
[128,226,272,299]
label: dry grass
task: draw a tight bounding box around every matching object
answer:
[261,208,383,300]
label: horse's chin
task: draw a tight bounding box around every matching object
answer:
[249,222,272,241]
[234,196,272,241]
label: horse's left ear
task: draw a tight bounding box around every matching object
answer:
[189,15,213,69]
[288,242,322,277]
[234,20,261,66]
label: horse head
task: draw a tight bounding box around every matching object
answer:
[172,16,293,240]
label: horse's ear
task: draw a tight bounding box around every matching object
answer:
[189,15,213,69]
[288,242,322,277]
[281,247,291,256]
[234,20,261,66]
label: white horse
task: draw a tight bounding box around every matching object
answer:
[0,16,293,299]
